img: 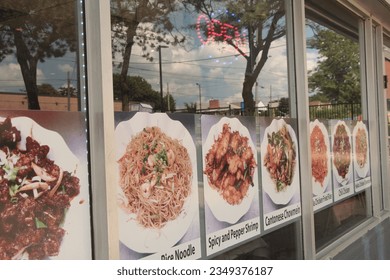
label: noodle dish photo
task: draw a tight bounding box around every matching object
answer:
[261,118,299,205]
[115,113,198,254]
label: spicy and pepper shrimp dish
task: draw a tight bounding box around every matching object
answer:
[0,117,80,260]
[204,123,256,205]
[118,126,192,229]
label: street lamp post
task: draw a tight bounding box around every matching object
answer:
[158,45,168,112]
[196,83,201,114]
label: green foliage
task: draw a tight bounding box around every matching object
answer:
[278,97,289,116]
[37,84,58,96]
[113,73,176,111]
[307,24,361,103]
[184,102,197,113]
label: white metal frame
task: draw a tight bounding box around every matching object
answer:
[84,0,119,259]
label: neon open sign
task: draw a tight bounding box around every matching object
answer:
[196,14,247,51]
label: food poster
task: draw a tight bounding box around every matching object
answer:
[310,120,333,212]
[352,121,371,192]
[259,118,301,231]
[330,120,355,202]
[0,111,92,260]
[115,112,201,260]
[201,115,261,257]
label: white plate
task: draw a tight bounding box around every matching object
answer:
[0,116,86,260]
[115,112,198,254]
[310,120,331,196]
[261,119,299,205]
[202,117,258,224]
[352,121,370,178]
[331,120,353,185]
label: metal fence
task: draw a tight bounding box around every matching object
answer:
[174,102,361,120]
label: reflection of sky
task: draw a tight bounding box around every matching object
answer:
[113,4,291,109]
[0,4,321,110]
[0,53,78,92]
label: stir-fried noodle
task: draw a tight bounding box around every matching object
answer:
[263,124,296,192]
[118,127,192,229]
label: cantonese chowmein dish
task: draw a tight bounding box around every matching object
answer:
[204,123,256,205]
[310,125,328,187]
[263,124,296,192]
[118,126,192,229]
[333,123,351,179]
[0,117,80,260]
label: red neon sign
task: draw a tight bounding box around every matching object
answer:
[196,14,247,50]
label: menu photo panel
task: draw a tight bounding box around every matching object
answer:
[201,115,261,257]
[115,112,201,260]
[310,119,334,212]
[0,111,92,260]
[259,118,302,232]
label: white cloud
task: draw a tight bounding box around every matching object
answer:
[0,63,24,92]
[0,62,46,92]
[306,50,319,72]
[58,64,74,73]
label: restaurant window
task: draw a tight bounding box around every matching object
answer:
[305,0,372,251]
[111,0,303,260]
[0,1,92,259]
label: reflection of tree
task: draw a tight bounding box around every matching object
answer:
[113,73,161,109]
[111,0,185,111]
[0,1,77,109]
[183,0,285,115]
[307,24,360,103]
[58,85,77,97]
[37,83,58,96]
[184,102,197,113]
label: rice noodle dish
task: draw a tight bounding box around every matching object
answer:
[263,124,296,192]
[204,123,256,205]
[333,123,351,179]
[0,117,80,260]
[118,126,192,229]
[310,124,328,186]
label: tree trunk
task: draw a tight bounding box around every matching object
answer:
[14,30,40,110]
[120,26,137,111]
[242,76,256,115]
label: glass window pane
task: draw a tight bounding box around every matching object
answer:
[111,0,301,260]
[305,3,372,251]
[0,0,85,111]
[0,1,92,260]
[110,0,290,117]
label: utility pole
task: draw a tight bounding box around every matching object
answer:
[158,45,168,112]
[167,83,170,112]
[67,71,71,111]
[196,83,202,114]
